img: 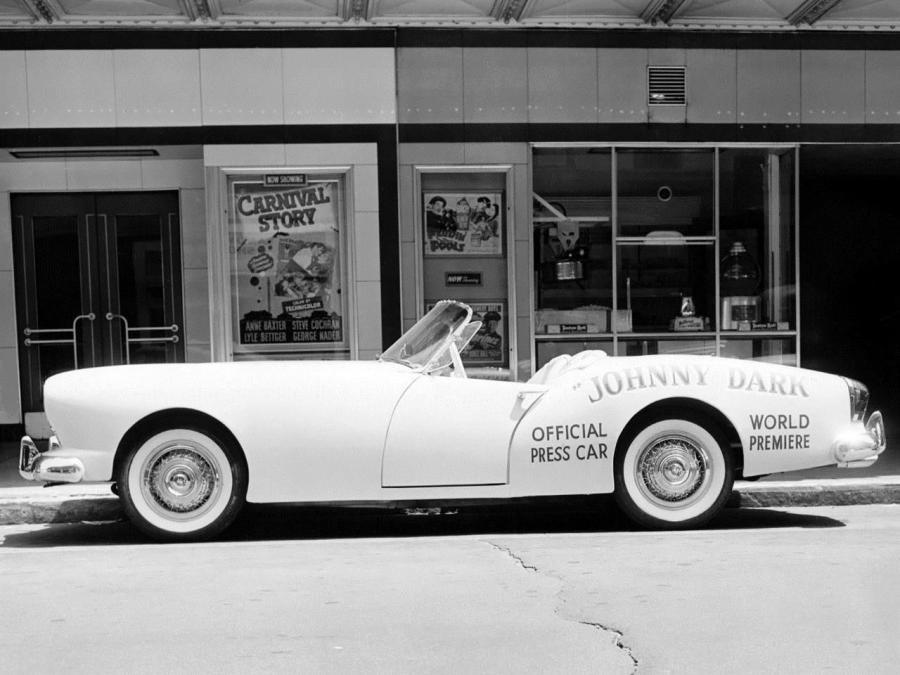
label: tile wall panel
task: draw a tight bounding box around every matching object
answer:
[0,270,15,348]
[597,49,647,123]
[284,48,395,125]
[0,161,67,191]
[65,160,142,191]
[354,280,382,353]
[353,164,380,213]
[180,188,207,271]
[141,159,204,191]
[400,241,418,322]
[185,342,212,364]
[513,162,530,242]
[528,48,598,123]
[687,50,737,123]
[183,267,211,346]
[398,143,465,166]
[0,194,12,272]
[115,50,202,128]
[463,48,528,124]
[353,210,381,282]
[462,142,528,166]
[0,51,27,129]
[0,347,21,424]
[802,51,865,124]
[516,316,532,379]
[399,165,416,244]
[203,144,286,166]
[514,239,530,319]
[200,49,283,126]
[866,51,900,124]
[736,50,801,124]
[26,50,116,128]
[397,48,464,124]
[285,143,378,166]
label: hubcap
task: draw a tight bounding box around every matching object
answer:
[140,443,222,519]
[636,435,710,507]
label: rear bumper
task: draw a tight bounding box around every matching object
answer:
[832,411,887,468]
[19,435,85,483]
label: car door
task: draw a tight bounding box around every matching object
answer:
[381,375,545,487]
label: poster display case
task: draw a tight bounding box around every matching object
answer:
[416,166,514,379]
[531,145,798,371]
[226,170,349,357]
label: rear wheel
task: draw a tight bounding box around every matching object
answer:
[116,426,246,541]
[614,414,734,529]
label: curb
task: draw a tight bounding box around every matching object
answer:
[0,478,898,526]
[731,477,900,508]
[0,485,121,525]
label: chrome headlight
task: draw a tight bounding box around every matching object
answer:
[842,377,869,422]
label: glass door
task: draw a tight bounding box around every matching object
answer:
[12,191,183,418]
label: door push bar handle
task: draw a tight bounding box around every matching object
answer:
[106,313,180,364]
[22,313,96,369]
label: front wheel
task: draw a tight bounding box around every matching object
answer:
[116,426,247,541]
[614,414,734,529]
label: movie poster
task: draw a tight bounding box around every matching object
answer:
[423,192,503,256]
[425,300,507,368]
[230,174,346,351]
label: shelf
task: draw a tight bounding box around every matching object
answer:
[719,331,797,338]
[620,332,715,339]
[535,333,612,341]
[535,331,797,340]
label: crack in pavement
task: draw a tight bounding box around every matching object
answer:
[488,542,541,573]
[579,621,639,673]
[488,541,639,673]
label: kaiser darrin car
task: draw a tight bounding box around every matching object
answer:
[20,300,886,541]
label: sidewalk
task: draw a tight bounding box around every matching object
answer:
[1,441,898,526]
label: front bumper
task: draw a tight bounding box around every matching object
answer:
[19,435,85,483]
[832,411,887,468]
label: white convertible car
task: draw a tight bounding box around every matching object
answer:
[21,300,885,540]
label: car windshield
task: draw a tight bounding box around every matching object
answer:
[380,301,472,370]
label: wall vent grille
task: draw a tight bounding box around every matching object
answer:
[648,66,686,106]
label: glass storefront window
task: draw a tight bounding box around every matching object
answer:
[533,148,613,354]
[719,148,796,331]
[616,149,715,237]
[531,145,798,370]
[227,171,348,356]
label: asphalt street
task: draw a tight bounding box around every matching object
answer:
[1,504,897,674]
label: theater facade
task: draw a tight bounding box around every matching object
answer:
[1,1,900,438]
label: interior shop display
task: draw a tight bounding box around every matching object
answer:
[532,146,797,367]
[720,241,761,330]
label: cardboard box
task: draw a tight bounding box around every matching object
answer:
[536,308,609,333]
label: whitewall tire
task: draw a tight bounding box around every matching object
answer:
[117,426,247,541]
[614,415,734,529]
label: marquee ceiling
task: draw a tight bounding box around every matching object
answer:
[0,0,898,31]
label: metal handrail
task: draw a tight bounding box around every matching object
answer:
[106,313,179,363]
[22,313,96,368]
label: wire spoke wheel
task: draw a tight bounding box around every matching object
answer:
[118,425,246,541]
[636,434,710,508]
[615,415,734,529]
[141,443,223,520]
